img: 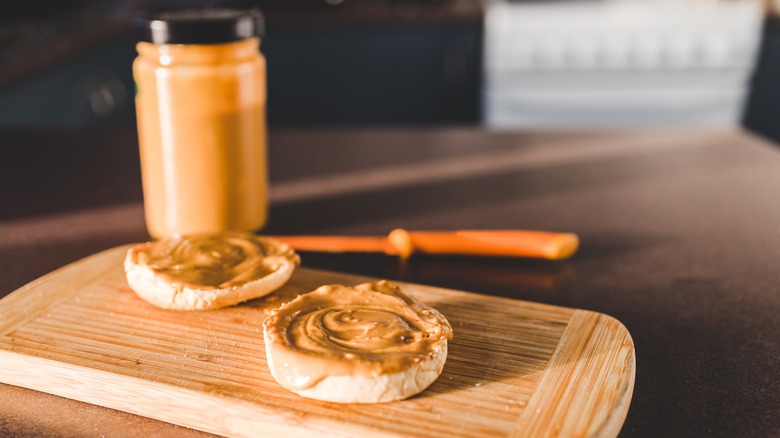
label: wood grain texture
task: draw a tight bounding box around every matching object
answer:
[0,245,635,437]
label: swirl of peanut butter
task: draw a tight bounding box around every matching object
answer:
[133,232,295,289]
[264,281,453,390]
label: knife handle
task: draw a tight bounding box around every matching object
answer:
[387,229,579,260]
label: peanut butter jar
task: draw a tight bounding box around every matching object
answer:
[133,9,267,238]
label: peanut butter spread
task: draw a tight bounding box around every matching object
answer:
[131,232,295,289]
[264,281,453,390]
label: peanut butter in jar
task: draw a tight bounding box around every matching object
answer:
[133,9,267,238]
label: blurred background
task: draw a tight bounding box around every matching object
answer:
[2,0,780,141]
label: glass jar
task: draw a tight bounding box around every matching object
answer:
[133,9,266,238]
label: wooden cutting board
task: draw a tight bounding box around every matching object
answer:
[0,245,635,438]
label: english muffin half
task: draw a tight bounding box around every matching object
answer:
[125,232,299,310]
[263,280,452,403]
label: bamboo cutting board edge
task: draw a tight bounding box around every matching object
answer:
[0,319,634,438]
[0,349,385,438]
[0,245,636,438]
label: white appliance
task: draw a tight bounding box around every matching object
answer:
[483,0,764,128]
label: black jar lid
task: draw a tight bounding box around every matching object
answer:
[135,9,264,45]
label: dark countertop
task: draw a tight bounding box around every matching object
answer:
[0,127,778,437]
